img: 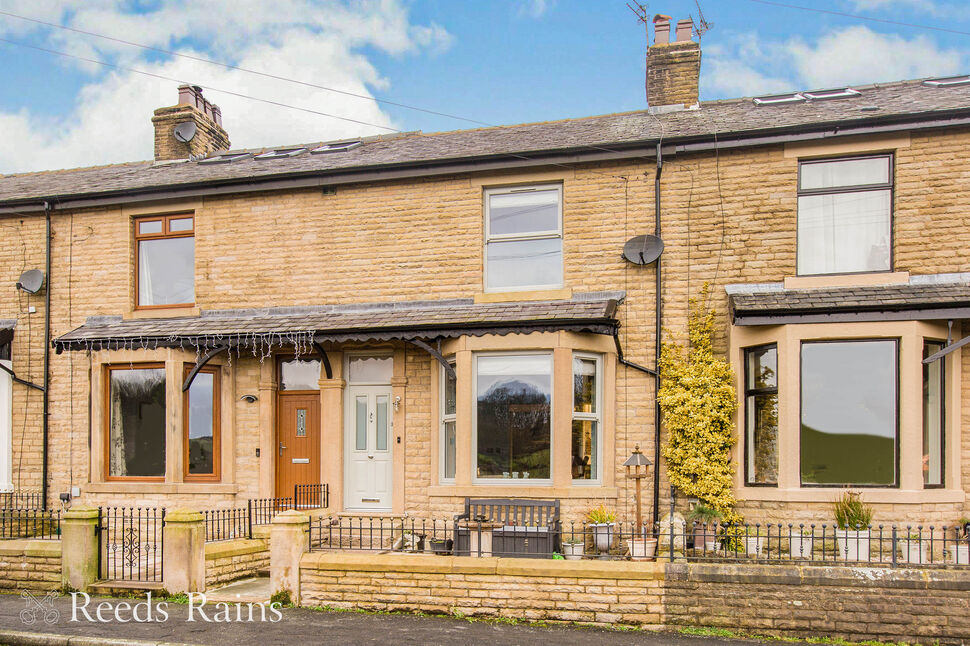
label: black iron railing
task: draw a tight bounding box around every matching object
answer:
[0,508,60,539]
[204,485,328,542]
[99,506,165,582]
[307,516,970,568]
[0,491,45,510]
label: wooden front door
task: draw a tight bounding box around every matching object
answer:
[276,393,320,499]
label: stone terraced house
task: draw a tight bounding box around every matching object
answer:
[2,16,970,527]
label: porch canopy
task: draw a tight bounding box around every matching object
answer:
[728,276,970,326]
[53,292,622,385]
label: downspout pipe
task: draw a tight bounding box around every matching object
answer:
[652,143,663,532]
[42,201,52,510]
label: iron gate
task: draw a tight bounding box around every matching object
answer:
[98,507,165,582]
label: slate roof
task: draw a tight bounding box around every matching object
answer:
[729,277,970,325]
[4,77,970,205]
[53,292,623,351]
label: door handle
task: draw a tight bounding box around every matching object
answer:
[279,442,286,456]
[367,455,374,460]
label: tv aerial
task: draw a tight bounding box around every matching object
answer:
[173,121,197,143]
[622,235,664,266]
[691,0,714,40]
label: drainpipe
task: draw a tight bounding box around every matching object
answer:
[42,201,52,510]
[651,143,663,531]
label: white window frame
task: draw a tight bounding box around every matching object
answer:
[439,358,456,484]
[0,342,12,492]
[483,184,564,293]
[471,351,554,485]
[571,352,602,485]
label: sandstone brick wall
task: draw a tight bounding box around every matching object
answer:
[204,538,269,589]
[665,562,970,645]
[3,125,970,524]
[300,552,666,627]
[0,539,61,592]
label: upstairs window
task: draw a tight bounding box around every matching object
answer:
[135,214,195,308]
[484,185,563,292]
[797,155,892,275]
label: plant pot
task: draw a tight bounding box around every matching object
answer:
[791,535,814,559]
[836,529,871,562]
[590,522,615,553]
[562,542,585,560]
[947,543,969,565]
[692,525,714,551]
[428,538,452,555]
[743,535,764,556]
[902,540,930,564]
[629,537,658,561]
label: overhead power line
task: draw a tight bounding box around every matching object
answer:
[0,9,493,127]
[0,36,401,132]
[748,0,970,38]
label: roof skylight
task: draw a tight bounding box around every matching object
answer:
[752,93,806,106]
[311,140,362,154]
[198,152,253,165]
[802,88,861,101]
[254,147,307,160]
[923,75,970,87]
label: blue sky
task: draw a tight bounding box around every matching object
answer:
[0,0,967,173]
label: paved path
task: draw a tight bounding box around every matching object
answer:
[0,591,760,646]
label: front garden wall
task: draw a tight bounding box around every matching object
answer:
[204,537,270,589]
[0,540,61,592]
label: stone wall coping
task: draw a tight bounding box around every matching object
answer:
[302,552,666,580]
[252,525,271,539]
[63,508,99,520]
[0,539,61,558]
[204,538,268,560]
[272,510,309,525]
[669,562,970,591]
[164,509,204,523]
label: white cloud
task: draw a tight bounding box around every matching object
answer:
[0,0,453,173]
[518,0,554,19]
[701,25,964,99]
[849,0,945,15]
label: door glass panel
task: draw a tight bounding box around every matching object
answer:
[348,356,392,383]
[355,396,367,450]
[296,409,306,437]
[376,396,388,451]
[280,359,321,390]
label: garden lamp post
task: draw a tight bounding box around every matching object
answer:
[623,445,652,536]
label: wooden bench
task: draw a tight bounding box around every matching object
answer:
[453,498,561,558]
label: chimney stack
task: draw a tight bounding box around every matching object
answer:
[645,15,701,108]
[151,85,230,162]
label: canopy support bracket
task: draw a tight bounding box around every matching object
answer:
[409,339,456,379]
[313,342,333,380]
[182,345,229,391]
[0,361,45,391]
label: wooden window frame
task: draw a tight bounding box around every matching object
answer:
[183,363,222,483]
[104,362,167,482]
[571,352,602,484]
[134,213,195,310]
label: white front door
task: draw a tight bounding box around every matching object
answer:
[344,385,393,511]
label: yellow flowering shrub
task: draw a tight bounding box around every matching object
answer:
[659,286,740,522]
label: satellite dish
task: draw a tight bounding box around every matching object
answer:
[622,235,665,265]
[16,269,45,294]
[173,121,197,143]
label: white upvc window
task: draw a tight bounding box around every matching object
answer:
[0,339,11,492]
[472,352,553,484]
[440,359,457,483]
[571,353,602,483]
[484,184,563,292]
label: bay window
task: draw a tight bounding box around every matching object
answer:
[440,360,457,482]
[800,340,898,487]
[923,342,945,487]
[183,364,220,481]
[474,354,552,481]
[572,355,600,482]
[744,344,778,486]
